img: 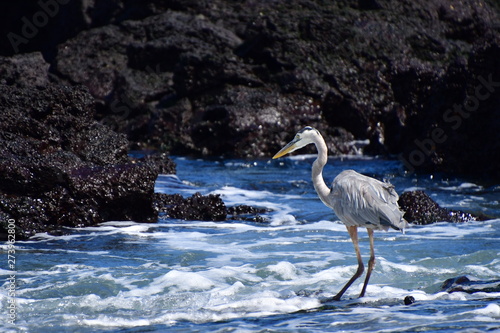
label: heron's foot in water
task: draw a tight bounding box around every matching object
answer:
[320,295,342,303]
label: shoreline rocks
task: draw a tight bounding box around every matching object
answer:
[398,190,487,225]
[441,275,500,294]
[154,192,269,222]
[0,84,163,239]
[1,1,498,238]
[2,0,498,179]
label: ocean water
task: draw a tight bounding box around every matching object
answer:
[2,156,500,332]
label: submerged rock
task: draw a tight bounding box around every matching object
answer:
[441,275,500,294]
[398,190,485,225]
[227,205,270,223]
[404,296,416,305]
[0,84,160,239]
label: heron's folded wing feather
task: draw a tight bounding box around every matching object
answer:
[331,170,407,230]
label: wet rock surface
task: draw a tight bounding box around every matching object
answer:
[155,192,227,222]
[398,190,486,225]
[1,1,499,238]
[0,84,162,239]
[154,192,269,222]
[1,0,498,179]
[441,275,500,294]
[227,205,270,223]
[134,153,177,175]
[0,52,50,87]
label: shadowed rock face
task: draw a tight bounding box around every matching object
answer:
[0,84,162,239]
[2,0,497,179]
[0,79,261,239]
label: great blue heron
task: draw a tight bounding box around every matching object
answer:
[273,126,408,301]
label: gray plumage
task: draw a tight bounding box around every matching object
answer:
[330,170,407,231]
[273,126,408,300]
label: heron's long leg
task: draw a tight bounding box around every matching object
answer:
[332,226,364,301]
[359,228,375,298]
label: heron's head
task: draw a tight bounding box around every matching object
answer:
[272,126,320,159]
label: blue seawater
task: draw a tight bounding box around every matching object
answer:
[2,156,500,332]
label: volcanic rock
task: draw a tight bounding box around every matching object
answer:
[398,190,485,225]
[155,192,227,222]
[0,84,160,239]
[0,52,50,87]
[227,205,269,223]
[1,0,499,180]
[134,152,177,175]
[441,275,500,294]
[155,192,269,222]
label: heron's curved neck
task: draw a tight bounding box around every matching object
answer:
[312,135,331,207]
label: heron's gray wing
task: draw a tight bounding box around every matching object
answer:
[330,170,407,231]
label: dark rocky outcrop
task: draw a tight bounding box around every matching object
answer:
[403,295,416,305]
[1,1,499,238]
[398,190,486,225]
[154,192,269,222]
[441,275,500,294]
[135,152,177,175]
[0,84,162,239]
[2,0,497,179]
[0,52,50,87]
[155,192,227,222]
[227,205,269,223]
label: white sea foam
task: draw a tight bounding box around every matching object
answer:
[6,157,500,332]
[210,185,302,225]
[266,261,299,280]
[148,270,215,293]
[438,182,483,191]
[81,315,151,328]
[468,303,500,319]
[407,222,493,239]
[211,186,300,205]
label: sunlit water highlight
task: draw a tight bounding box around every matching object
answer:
[2,156,500,332]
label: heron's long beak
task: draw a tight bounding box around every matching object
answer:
[272,138,300,159]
